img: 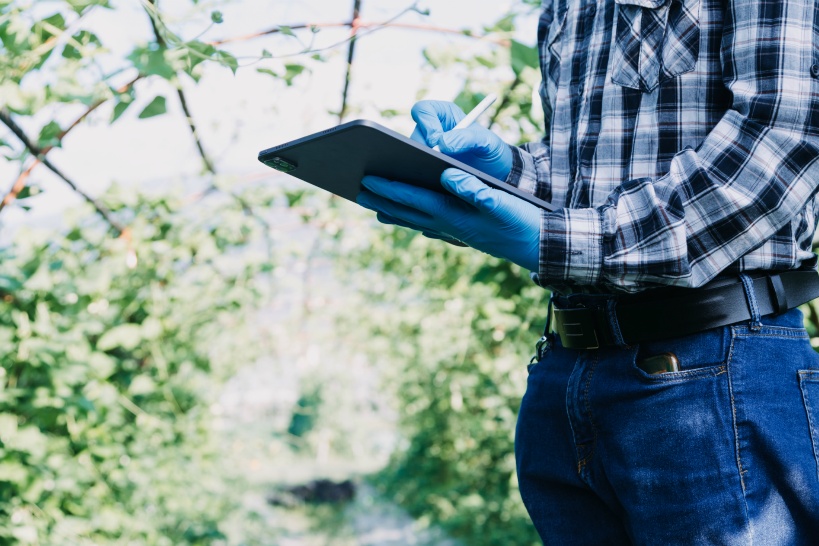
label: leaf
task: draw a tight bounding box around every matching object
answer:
[0,413,17,442]
[453,90,484,114]
[127,45,176,80]
[487,13,514,33]
[215,50,238,74]
[66,0,111,13]
[129,375,155,396]
[32,13,66,45]
[279,25,294,37]
[285,190,305,207]
[261,49,272,58]
[510,39,538,76]
[111,98,132,122]
[16,185,41,200]
[137,96,166,119]
[96,323,143,351]
[283,64,306,86]
[0,461,27,484]
[210,10,223,24]
[180,40,217,78]
[37,121,62,148]
[256,68,278,78]
[62,30,102,59]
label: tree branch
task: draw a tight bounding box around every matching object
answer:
[0,75,142,214]
[176,86,215,173]
[487,73,522,130]
[145,0,216,174]
[0,109,128,235]
[0,160,38,213]
[58,74,143,141]
[339,0,362,122]
[142,1,274,262]
[208,21,510,47]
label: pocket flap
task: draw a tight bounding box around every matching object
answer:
[615,0,668,7]
[546,10,568,48]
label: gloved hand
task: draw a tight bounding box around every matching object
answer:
[356,169,540,272]
[410,100,513,182]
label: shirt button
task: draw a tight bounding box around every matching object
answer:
[811,63,819,78]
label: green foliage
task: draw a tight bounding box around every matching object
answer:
[0,0,563,543]
[329,216,547,545]
[137,96,167,119]
[0,187,273,544]
[326,5,549,543]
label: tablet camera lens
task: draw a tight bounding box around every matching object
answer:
[266,157,297,173]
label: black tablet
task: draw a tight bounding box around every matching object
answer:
[258,119,555,211]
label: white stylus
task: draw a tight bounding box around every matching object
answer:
[432,93,498,152]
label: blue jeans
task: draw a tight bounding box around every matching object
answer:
[515,307,819,544]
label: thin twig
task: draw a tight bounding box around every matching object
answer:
[208,21,510,48]
[58,74,143,141]
[487,74,522,130]
[339,0,362,122]
[0,160,38,212]
[145,0,215,174]
[0,76,141,214]
[176,86,215,173]
[0,109,127,234]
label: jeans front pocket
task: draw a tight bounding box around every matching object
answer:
[798,370,819,482]
[632,325,730,382]
[610,0,701,93]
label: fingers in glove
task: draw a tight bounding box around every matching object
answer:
[440,168,499,213]
[410,101,465,146]
[357,188,442,233]
[438,126,510,163]
[410,126,430,146]
[361,175,452,218]
[376,212,448,240]
[377,212,465,245]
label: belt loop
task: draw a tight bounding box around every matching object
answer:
[767,274,788,315]
[739,274,762,331]
[605,299,627,346]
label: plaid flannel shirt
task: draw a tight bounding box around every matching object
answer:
[507,0,819,294]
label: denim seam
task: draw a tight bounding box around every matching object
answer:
[632,364,725,383]
[797,371,819,483]
[734,329,809,340]
[577,352,600,479]
[566,355,585,478]
[726,327,754,543]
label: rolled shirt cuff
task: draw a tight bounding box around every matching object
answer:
[531,207,603,290]
[504,145,541,196]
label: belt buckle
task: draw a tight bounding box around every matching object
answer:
[553,308,600,350]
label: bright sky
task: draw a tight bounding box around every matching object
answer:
[2,0,539,229]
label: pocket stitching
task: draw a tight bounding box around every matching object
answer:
[610,0,701,93]
[797,371,819,482]
[632,362,726,382]
[733,325,810,340]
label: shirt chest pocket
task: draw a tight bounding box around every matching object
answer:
[610,0,701,93]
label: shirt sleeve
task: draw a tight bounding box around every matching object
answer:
[534,1,819,293]
[505,141,552,199]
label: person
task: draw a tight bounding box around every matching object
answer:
[356,0,819,543]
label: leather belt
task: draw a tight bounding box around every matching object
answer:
[551,270,819,350]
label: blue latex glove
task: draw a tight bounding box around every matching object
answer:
[356,169,540,272]
[410,100,513,182]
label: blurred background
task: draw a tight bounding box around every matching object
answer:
[0,0,551,543]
